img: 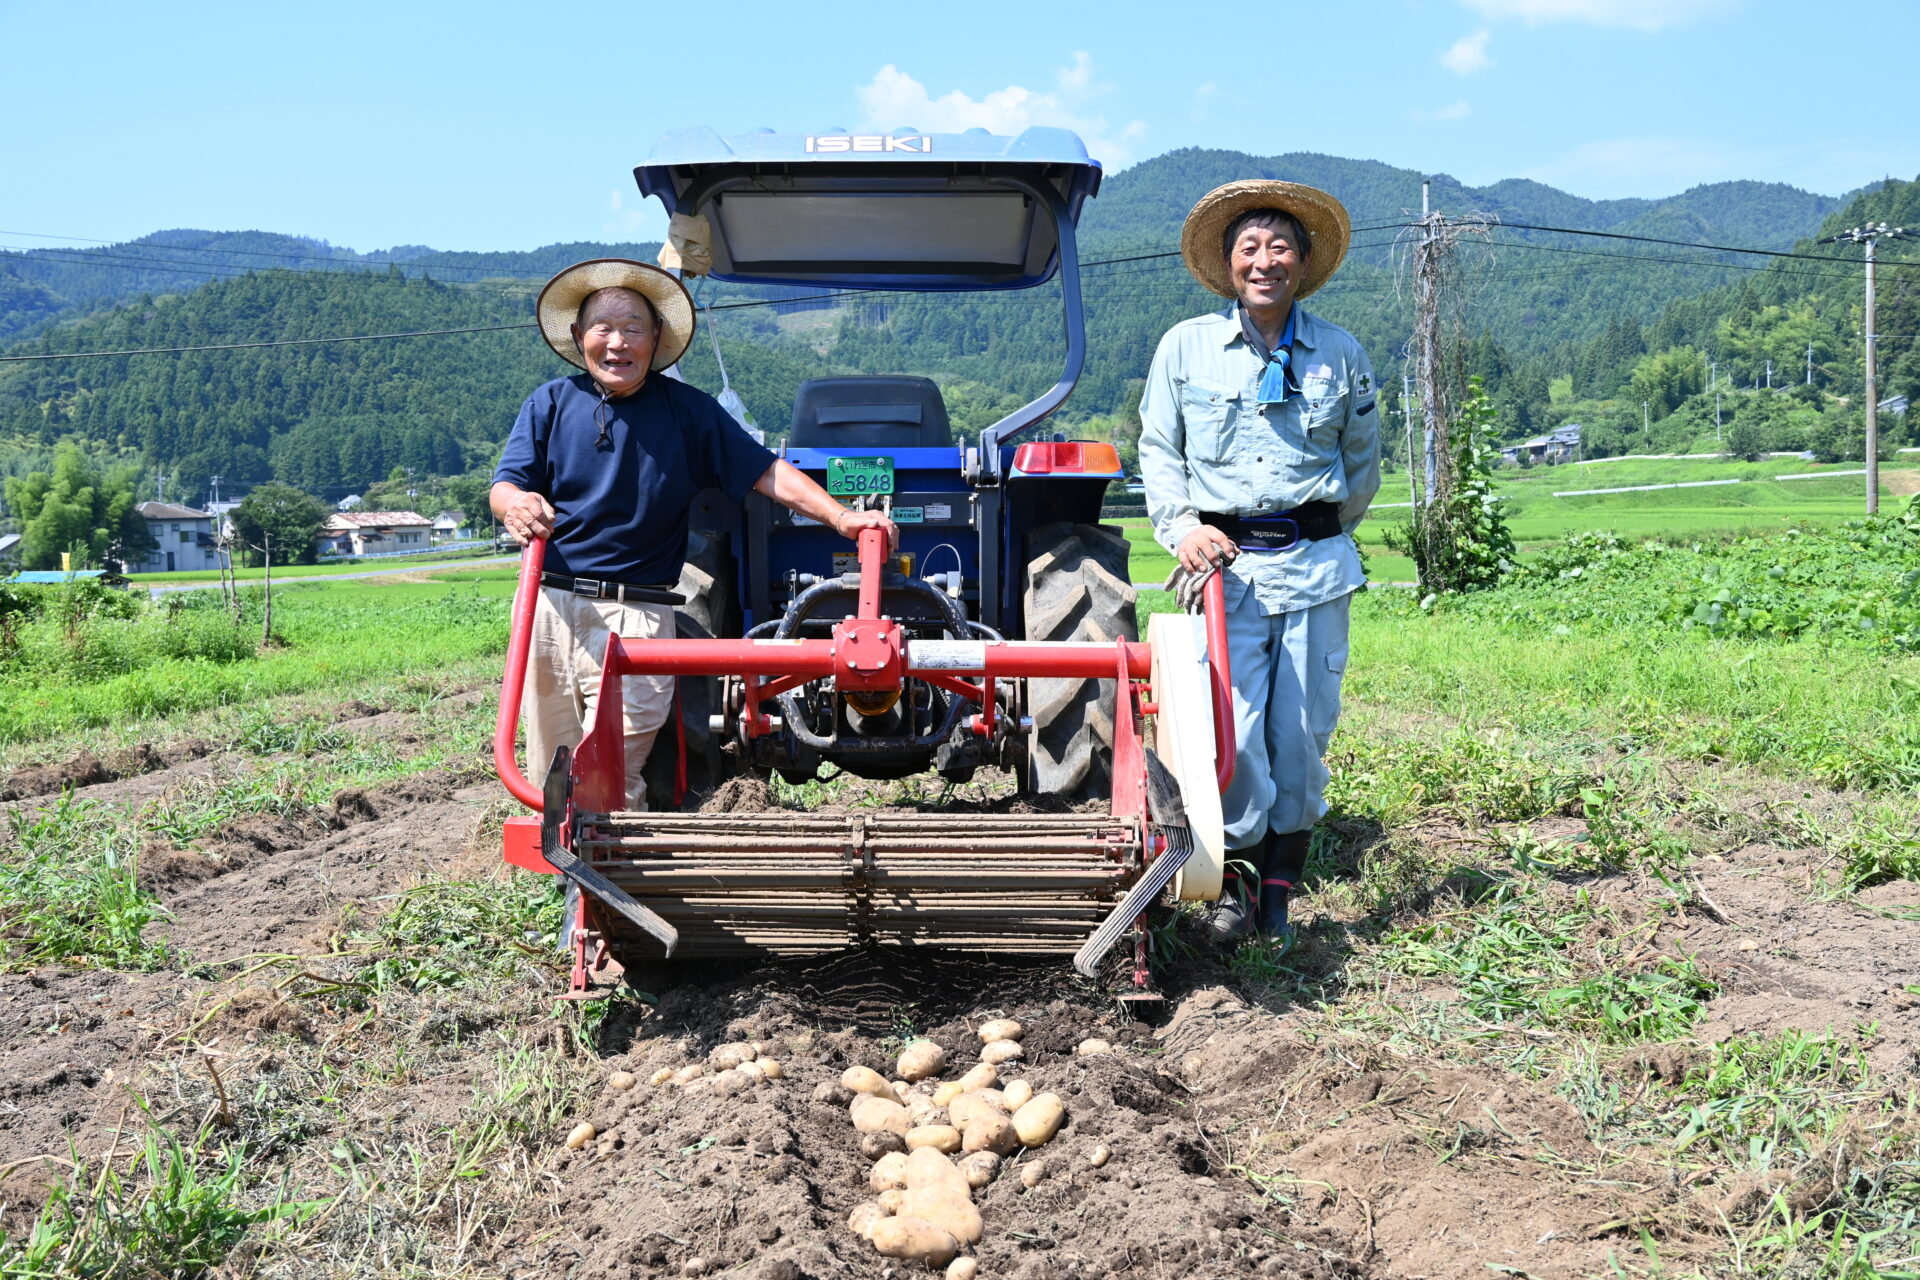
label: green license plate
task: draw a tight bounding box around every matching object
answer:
[827,455,894,496]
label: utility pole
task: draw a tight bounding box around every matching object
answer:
[1821,221,1916,514]
[152,469,165,504]
[1642,400,1651,441]
[209,474,223,505]
[1806,341,1815,386]
[1765,358,1773,390]
[1708,359,1716,393]
[1418,180,1439,506]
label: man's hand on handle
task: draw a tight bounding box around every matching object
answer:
[492,482,555,545]
[1176,524,1238,574]
[835,506,899,550]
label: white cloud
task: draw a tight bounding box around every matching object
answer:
[603,188,663,240]
[854,54,1149,169]
[1458,0,1735,31]
[1441,30,1494,74]
[1412,100,1474,123]
[1191,80,1217,125]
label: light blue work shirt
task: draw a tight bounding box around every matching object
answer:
[1137,305,1382,614]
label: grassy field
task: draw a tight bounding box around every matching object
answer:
[2,500,1917,1277]
[1118,456,1920,586]
[130,545,508,585]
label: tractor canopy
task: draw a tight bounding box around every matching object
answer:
[634,127,1102,291]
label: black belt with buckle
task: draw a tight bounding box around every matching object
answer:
[1200,501,1343,551]
[540,572,684,606]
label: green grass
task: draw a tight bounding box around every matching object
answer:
[0,575,516,745]
[132,545,510,584]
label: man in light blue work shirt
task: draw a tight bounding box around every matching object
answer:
[1137,180,1381,948]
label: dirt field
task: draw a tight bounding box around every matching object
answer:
[1,676,1916,1279]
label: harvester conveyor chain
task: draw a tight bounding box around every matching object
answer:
[570,809,1141,958]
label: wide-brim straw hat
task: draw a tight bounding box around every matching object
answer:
[1180,180,1351,301]
[536,258,695,372]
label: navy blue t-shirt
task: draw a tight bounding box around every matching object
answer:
[493,373,776,582]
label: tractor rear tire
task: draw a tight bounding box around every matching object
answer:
[1021,522,1138,801]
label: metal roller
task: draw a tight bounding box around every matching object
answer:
[573,809,1141,958]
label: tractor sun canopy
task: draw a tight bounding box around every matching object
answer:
[634,126,1102,291]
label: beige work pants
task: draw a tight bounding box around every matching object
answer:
[522,586,675,810]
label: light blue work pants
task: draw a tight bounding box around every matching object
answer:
[1218,586,1353,850]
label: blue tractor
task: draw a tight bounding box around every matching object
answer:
[636,126,1136,802]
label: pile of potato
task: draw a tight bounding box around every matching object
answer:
[644,1040,786,1098]
[841,1018,1075,1274]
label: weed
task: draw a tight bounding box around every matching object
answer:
[0,796,171,970]
[0,1122,315,1276]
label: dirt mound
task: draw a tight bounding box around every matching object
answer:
[701,775,777,812]
[0,739,218,803]
[546,966,1367,1280]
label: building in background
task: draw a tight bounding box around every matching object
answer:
[319,511,434,557]
[132,501,222,573]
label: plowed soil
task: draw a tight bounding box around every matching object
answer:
[1,711,1915,1280]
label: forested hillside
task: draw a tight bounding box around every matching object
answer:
[1,144,1904,504]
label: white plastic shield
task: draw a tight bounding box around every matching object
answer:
[1147,612,1225,900]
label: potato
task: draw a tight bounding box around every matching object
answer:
[709,1041,756,1070]
[901,1185,983,1245]
[981,1040,1024,1066]
[812,1080,854,1106]
[947,1258,979,1280]
[956,1063,998,1094]
[891,1080,913,1104]
[607,1070,637,1091]
[860,1130,906,1162]
[565,1122,596,1150]
[1013,1093,1067,1147]
[1002,1079,1033,1111]
[902,1146,971,1197]
[978,1018,1024,1043]
[932,1080,965,1107]
[1088,1142,1112,1168]
[878,1188,906,1214]
[671,1064,707,1086]
[851,1095,912,1135]
[1019,1158,1049,1188]
[760,1058,784,1080]
[842,1066,892,1097]
[907,1124,962,1154]
[869,1216,959,1268]
[1075,1037,1113,1057]
[648,1067,675,1087]
[897,1040,948,1082]
[946,1090,1007,1131]
[906,1094,945,1127]
[961,1113,1018,1156]
[713,1069,752,1097]
[869,1150,910,1192]
[847,1202,890,1240]
[736,1060,766,1085]
[956,1149,1001,1189]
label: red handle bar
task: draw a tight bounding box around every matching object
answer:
[1205,570,1235,794]
[493,537,547,810]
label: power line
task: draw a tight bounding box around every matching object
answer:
[1494,218,1920,270]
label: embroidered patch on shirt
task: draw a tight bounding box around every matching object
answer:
[1357,371,1373,395]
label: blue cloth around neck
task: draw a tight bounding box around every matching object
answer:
[493,373,776,582]
[1256,306,1298,405]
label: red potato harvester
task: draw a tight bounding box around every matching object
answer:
[492,126,1236,996]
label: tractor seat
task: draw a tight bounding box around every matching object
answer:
[788,376,953,449]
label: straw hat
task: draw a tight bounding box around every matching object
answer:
[536,258,695,372]
[1179,180,1351,301]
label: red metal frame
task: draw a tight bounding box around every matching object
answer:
[493,531,1240,815]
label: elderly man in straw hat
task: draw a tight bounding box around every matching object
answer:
[492,258,895,808]
[1137,182,1381,949]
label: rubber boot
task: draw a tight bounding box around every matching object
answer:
[1206,864,1255,945]
[1258,830,1311,948]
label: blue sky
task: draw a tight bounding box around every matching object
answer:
[3,0,1914,254]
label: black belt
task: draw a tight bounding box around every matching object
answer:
[541,572,684,606]
[1200,502,1342,551]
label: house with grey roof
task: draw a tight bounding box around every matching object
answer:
[133,501,223,573]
